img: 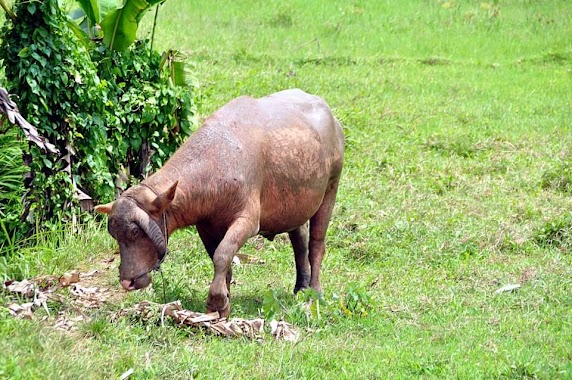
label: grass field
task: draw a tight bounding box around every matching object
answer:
[2,0,572,378]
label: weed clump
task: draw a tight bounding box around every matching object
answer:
[533,216,572,252]
[261,284,374,328]
[268,9,293,28]
[424,135,477,158]
[541,160,572,194]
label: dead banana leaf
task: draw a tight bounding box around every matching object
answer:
[32,275,60,290]
[8,302,34,319]
[59,271,80,287]
[121,301,288,340]
[0,87,59,154]
[80,270,100,279]
[52,314,85,332]
[70,284,109,308]
[4,279,36,297]
[270,319,300,342]
[4,279,51,317]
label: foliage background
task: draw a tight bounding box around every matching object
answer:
[0,0,198,249]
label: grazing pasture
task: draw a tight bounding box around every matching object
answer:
[1,1,572,378]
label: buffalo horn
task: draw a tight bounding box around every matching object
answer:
[133,207,167,256]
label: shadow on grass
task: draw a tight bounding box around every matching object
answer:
[150,276,266,317]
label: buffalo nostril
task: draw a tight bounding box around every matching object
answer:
[120,279,135,291]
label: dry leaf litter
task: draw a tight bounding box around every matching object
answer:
[3,255,299,341]
[4,269,110,331]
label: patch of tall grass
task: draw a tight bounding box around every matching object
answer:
[0,127,26,255]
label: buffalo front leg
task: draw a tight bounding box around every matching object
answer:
[197,224,231,306]
[309,179,340,292]
[206,217,258,318]
[288,223,310,293]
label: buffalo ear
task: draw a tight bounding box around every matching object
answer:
[94,202,114,214]
[152,181,178,211]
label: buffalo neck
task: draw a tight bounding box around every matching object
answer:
[140,161,213,233]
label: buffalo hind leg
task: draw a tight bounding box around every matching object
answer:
[206,216,258,318]
[309,179,340,292]
[288,223,310,293]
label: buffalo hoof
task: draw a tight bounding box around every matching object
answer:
[293,284,308,294]
[293,273,310,294]
[206,292,230,318]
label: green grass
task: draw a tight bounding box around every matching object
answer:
[2,0,572,378]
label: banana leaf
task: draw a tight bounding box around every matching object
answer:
[100,0,164,52]
[76,0,118,24]
[0,0,16,20]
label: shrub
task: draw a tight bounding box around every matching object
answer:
[0,0,199,241]
[0,0,110,224]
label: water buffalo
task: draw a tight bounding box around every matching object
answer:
[95,89,344,317]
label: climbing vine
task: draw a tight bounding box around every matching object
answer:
[0,0,198,237]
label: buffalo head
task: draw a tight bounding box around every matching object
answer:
[95,181,178,291]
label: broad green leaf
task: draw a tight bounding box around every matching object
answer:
[161,50,198,88]
[18,47,29,58]
[65,18,93,50]
[27,2,36,15]
[76,0,118,24]
[71,0,118,39]
[0,0,16,20]
[134,0,164,23]
[100,0,165,52]
[69,9,92,37]
[42,157,53,169]
[77,0,99,24]
[170,61,186,87]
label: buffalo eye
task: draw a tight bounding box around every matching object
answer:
[130,226,140,239]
